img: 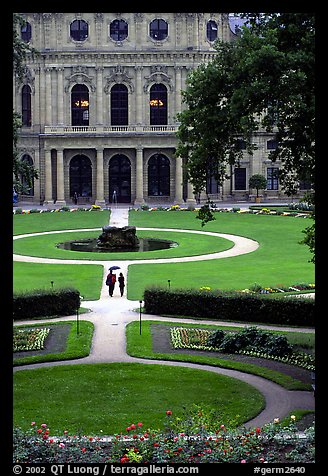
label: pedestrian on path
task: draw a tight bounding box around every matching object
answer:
[106,271,116,297]
[118,272,125,297]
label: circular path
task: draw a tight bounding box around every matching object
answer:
[13,208,315,429]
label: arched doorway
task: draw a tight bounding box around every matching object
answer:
[108,154,131,203]
[148,153,170,197]
[69,155,92,201]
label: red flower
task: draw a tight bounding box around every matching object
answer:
[256,427,261,434]
[81,448,86,453]
[120,457,129,463]
[166,410,172,415]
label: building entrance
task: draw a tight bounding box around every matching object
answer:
[109,154,131,203]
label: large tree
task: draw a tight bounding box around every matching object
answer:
[13,13,39,195]
[177,13,315,194]
[176,13,315,259]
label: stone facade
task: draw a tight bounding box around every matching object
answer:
[14,13,308,206]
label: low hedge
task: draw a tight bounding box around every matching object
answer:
[13,288,81,320]
[143,287,315,327]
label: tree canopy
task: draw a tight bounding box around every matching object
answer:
[13,13,39,195]
[176,13,315,197]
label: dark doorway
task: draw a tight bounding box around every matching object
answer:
[109,154,131,203]
[69,155,92,200]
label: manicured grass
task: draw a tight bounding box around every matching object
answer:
[126,320,312,390]
[13,209,315,303]
[13,321,94,366]
[13,262,103,301]
[13,210,110,235]
[13,229,233,261]
[13,362,265,434]
[127,211,314,300]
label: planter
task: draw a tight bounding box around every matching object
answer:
[255,197,261,203]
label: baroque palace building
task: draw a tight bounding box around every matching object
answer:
[14,12,308,206]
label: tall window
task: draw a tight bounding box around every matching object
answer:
[70,19,88,41]
[71,84,89,126]
[111,84,128,125]
[69,155,92,198]
[207,20,218,41]
[21,21,32,42]
[22,85,32,127]
[267,168,279,190]
[149,19,168,40]
[234,168,246,190]
[110,19,128,41]
[148,154,170,196]
[150,84,167,125]
[267,139,278,150]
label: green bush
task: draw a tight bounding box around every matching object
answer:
[209,326,293,357]
[143,287,315,327]
[13,288,80,320]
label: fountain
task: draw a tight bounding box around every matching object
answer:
[56,225,178,253]
[97,225,139,250]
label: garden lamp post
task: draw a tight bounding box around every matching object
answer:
[139,300,143,335]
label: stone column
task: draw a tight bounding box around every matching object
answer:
[57,68,64,125]
[56,149,66,205]
[174,156,183,204]
[135,66,143,125]
[186,180,196,205]
[175,66,182,117]
[44,149,54,204]
[95,148,106,205]
[45,67,52,125]
[134,147,144,204]
[96,66,104,125]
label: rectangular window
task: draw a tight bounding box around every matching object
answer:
[234,168,246,190]
[267,168,279,190]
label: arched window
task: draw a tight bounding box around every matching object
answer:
[111,84,128,125]
[20,154,34,195]
[150,84,167,125]
[207,20,218,41]
[70,19,88,41]
[148,154,170,196]
[149,19,168,40]
[71,84,89,126]
[22,85,32,127]
[110,19,128,41]
[69,155,92,198]
[21,21,32,42]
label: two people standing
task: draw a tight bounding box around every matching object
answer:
[106,270,125,297]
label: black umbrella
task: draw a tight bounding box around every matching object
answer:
[109,266,121,271]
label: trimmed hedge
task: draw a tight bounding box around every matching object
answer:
[143,287,315,327]
[13,288,81,320]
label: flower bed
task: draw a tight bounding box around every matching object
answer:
[240,282,315,295]
[13,327,50,352]
[13,411,315,463]
[170,327,315,371]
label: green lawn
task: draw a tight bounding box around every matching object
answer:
[13,362,264,434]
[13,229,233,260]
[13,209,315,302]
[13,321,94,366]
[127,211,314,300]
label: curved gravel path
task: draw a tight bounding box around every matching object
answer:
[13,207,315,428]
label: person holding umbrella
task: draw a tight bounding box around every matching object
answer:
[106,266,120,297]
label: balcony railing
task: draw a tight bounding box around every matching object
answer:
[43,125,179,135]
